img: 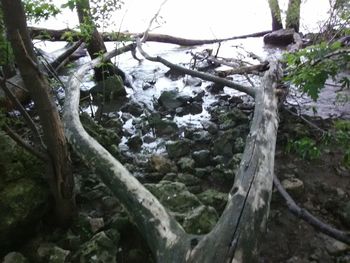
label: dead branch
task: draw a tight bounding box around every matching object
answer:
[2,124,47,161]
[136,38,256,97]
[273,174,350,244]
[0,77,46,150]
[28,26,271,46]
[217,62,269,77]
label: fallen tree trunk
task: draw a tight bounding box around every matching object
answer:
[64,36,283,261]
[28,26,271,46]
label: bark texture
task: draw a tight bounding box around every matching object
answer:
[268,0,283,31]
[76,0,126,82]
[286,0,301,32]
[1,0,75,225]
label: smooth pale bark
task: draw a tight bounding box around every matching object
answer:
[1,0,75,225]
[64,38,282,261]
[286,0,301,32]
[268,0,283,31]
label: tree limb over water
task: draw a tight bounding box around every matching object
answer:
[28,26,271,46]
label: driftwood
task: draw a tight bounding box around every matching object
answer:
[28,26,271,46]
[273,175,350,244]
[64,32,283,261]
[0,41,84,109]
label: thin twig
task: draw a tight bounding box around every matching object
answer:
[141,0,169,43]
[274,174,350,244]
[0,77,46,150]
[2,124,47,161]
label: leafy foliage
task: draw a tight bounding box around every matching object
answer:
[286,137,321,160]
[62,0,124,30]
[283,42,350,100]
[23,0,60,23]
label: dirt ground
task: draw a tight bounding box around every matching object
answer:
[259,143,350,262]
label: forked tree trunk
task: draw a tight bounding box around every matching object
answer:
[75,0,126,82]
[286,0,301,32]
[64,39,282,261]
[268,0,283,31]
[1,0,76,226]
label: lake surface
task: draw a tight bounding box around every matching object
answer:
[36,0,331,38]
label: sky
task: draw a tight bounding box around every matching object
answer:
[33,0,331,39]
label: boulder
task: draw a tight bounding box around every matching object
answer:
[197,189,228,214]
[37,243,70,263]
[182,205,218,234]
[177,157,195,172]
[149,155,176,174]
[281,178,304,199]
[263,28,296,46]
[0,133,48,251]
[2,252,28,263]
[89,75,126,101]
[127,135,143,151]
[166,139,191,159]
[148,115,179,136]
[158,89,190,111]
[192,150,212,167]
[120,100,144,117]
[72,231,118,263]
[144,181,202,214]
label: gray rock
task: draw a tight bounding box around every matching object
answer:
[192,150,211,167]
[166,139,191,159]
[176,173,201,187]
[149,155,176,174]
[177,157,195,172]
[201,120,218,134]
[281,178,304,199]
[212,132,234,158]
[197,189,228,214]
[90,75,126,101]
[37,243,70,263]
[158,89,190,111]
[144,181,202,213]
[183,205,218,234]
[2,252,28,263]
[148,115,179,136]
[127,135,143,151]
[73,231,118,263]
[120,100,143,116]
[263,28,296,46]
[183,76,202,87]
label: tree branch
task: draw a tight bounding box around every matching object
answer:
[136,38,256,97]
[2,124,47,161]
[0,77,46,150]
[273,174,350,244]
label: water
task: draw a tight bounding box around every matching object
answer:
[33,0,349,121]
[34,0,331,38]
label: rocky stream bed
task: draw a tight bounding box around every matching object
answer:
[1,37,349,262]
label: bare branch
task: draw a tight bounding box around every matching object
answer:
[136,38,256,97]
[0,77,46,150]
[2,124,48,161]
[273,174,350,244]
